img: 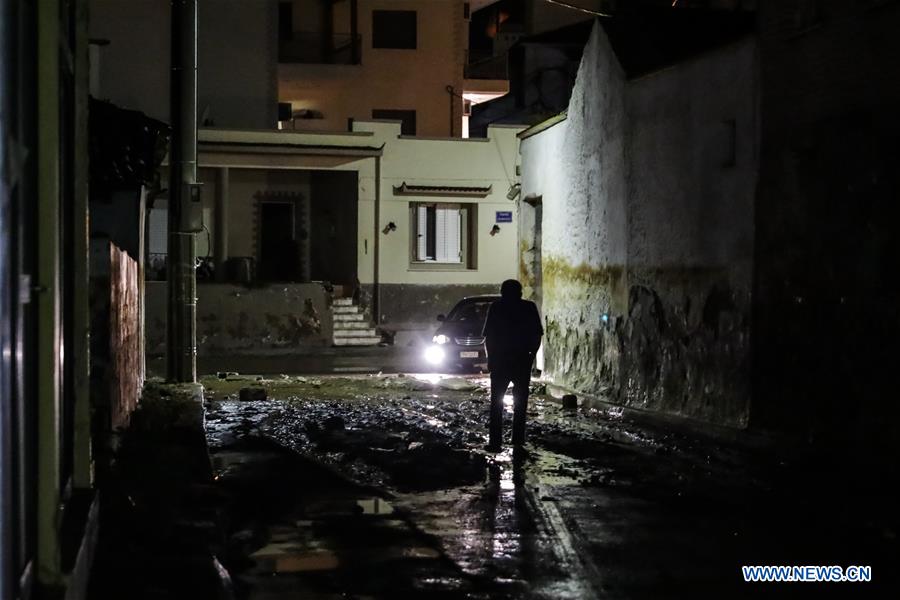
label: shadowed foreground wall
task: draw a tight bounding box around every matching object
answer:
[751,1,900,448]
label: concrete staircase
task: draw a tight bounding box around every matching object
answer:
[332,297,381,346]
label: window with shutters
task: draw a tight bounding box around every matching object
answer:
[410,202,476,268]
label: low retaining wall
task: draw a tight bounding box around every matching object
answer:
[146,282,331,356]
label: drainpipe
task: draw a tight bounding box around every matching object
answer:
[373,156,381,325]
[167,0,198,383]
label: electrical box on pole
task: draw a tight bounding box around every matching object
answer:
[184,182,204,233]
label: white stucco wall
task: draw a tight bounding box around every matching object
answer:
[519,23,628,392]
[518,21,758,426]
[353,120,521,288]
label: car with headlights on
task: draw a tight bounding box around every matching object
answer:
[424,295,499,372]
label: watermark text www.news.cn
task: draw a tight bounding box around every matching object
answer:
[742,565,872,583]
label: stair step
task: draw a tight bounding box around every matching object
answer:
[334,313,366,322]
[333,336,382,346]
[333,297,354,306]
[334,328,377,337]
[333,305,360,314]
[333,321,372,330]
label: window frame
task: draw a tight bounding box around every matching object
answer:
[408,201,478,271]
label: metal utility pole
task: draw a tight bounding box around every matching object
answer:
[167,0,199,382]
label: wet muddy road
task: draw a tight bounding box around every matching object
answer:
[203,373,898,599]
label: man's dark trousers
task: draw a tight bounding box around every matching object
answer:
[489,356,533,448]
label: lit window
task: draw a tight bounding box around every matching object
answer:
[411,202,475,267]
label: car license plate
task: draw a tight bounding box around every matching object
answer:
[460,351,479,358]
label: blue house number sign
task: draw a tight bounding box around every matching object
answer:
[495,211,513,223]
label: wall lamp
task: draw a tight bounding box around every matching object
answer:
[490,225,501,236]
[382,221,397,234]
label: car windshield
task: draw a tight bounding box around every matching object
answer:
[446,300,494,325]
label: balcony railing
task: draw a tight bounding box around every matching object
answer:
[464,50,508,80]
[279,32,361,65]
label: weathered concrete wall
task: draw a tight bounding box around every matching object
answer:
[519,23,758,427]
[520,23,629,411]
[145,282,330,356]
[622,39,757,425]
[109,245,143,429]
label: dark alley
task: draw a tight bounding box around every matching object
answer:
[2,1,900,599]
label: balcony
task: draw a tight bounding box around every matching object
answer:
[279,32,361,65]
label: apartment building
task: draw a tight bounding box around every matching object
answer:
[277,0,508,137]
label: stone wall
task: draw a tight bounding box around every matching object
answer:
[146,282,331,356]
[519,23,758,427]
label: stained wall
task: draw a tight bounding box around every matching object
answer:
[520,22,758,426]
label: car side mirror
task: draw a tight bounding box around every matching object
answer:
[436,314,445,322]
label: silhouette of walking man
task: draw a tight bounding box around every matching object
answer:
[482,279,543,452]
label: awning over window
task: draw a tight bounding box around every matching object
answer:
[393,182,491,198]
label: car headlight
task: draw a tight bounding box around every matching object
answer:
[432,334,450,345]
[424,345,445,365]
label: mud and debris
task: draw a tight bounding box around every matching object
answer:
[197,372,898,598]
[91,373,898,599]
